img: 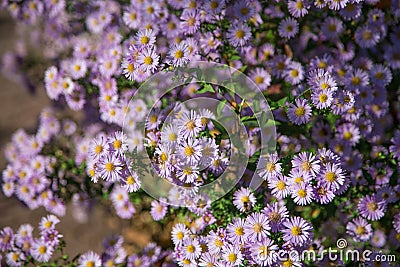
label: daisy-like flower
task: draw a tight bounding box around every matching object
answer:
[182,237,201,261]
[258,152,282,181]
[355,24,380,48]
[89,135,107,160]
[227,24,252,47]
[389,130,400,160]
[282,216,313,246]
[97,154,123,182]
[178,110,202,139]
[321,17,344,40]
[287,98,312,125]
[284,61,304,85]
[161,124,180,146]
[292,152,321,177]
[249,68,272,91]
[268,174,290,199]
[0,227,14,252]
[171,223,191,246]
[178,138,202,164]
[311,89,334,109]
[218,245,242,267]
[233,187,256,213]
[263,202,289,232]
[121,57,138,81]
[107,131,128,155]
[227,218,246,245]
[206,229,226,254]
[249,238,279,266]
[31,239,54,262]
[150,199,168,221]
[291,183,314,205]
[288,0,310,18]
[336,123,360,146]
[176,162,199,183]
[137,46,159,73]
[122,6,141,29]
[168,42,190,67]
[180,9,200,34]
[121,171,141,193]
[78,251,102,267]
[318,162,345,191]
[199,137,218,167]
[39,215,60,233]
[369,64,392,87]
[313,182,335,204]
[135,29,156,47]
[327,0,348,10]
[346,217,373,242]
[199,252,218,267]
[358,195,387,221]
[278,17,299,39]
[69,59,87,79]
[244,212,271,242]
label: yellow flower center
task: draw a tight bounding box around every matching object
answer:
[325,172,336,182]
[253,223,263,233]
[105,162,115,172]
[39,246,47,254]
[367,202,378,212]
[295,107,305,116]
[144,56,153,65]
[291,226,302,236]
[269,212,281,223]
[235,30,245,39]
[277,181,286,190]
[126,176,135,185]
[298,189,307,198]
[141,36,150,44]
[235,227,244,236]
[343,131,353,140]
[186,245,195,253]
[301,161,311,171]
[355,225,366,235]
[175,50,184,59]
[319,94,328,103]
[228,253,237,263]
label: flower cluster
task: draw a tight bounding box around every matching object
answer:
[1,0,399,266]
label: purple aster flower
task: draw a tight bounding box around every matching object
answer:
[244,212,271,242]
[358,194,386,221]
[177,110,202,139]
[178,137,202,164]
[115,200,136,219]
[278,17,299,39]
[263,202,289,232]
[282,216,313,246]
[313,182,335,204]
[227,24,252,47]
[336,123,360,146]
[249,237,279,266]
[171,223,191,246]
[121,171,141,193]
[227,218,246,245]
[318,162,345,192]
[233,187,256,213]
[288,0,310,18]
[206,229,226,254]
[78,251,102,267]
[182,237,201,261]
[199,252,219,267]
[389,130,400,160]
[168,42,190,67]
[137,46,159,73]
[287,99,312,125]
[268,174,290,199]
[39,215,60,233]
[346,217,373,242]
[284,61,304,85]
[97,154,123,182]
[31,238,54,262]
[180,9,200,35]
[258,152,282,181]
[292,152,321,177]
[222,243,243,266]
[291,183,314,205]
[0,227,14,252]
[312,89,334,109]
[370,229,386,248]
[150,199,168,221]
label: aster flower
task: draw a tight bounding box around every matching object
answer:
[150,199,168,221]
[221,244,243,266]
[336,123,360,146]
[292,152,320,177]
[0,227,14,252]
[97,154,123,182]
[171,223,191,246]
[287,99,312,125]
[31,239,54,262]
[291,183,314,205]
[244,212,271,242]
[389,130,400,160]
[180,9,200,34]
[168,42,190,67]
[227,24,252,47]
[358,194,386,221]
[268,174,290,199]
[178,138,202,164]
[313,182,335,204]
[282,216,313,246]
[137,46,159,73]
[288,0,310,18]
[263,202,289,232]
[135,29,156,47]
[318,162,345,192]
[278,17,299,39]
[206,229,226,254]
[249,68,272,91]
[284,61,304,85]
[78,251,102,267]
[177,110,202,139]
[121,171,141,193]
[226,218,246,245]
[233,187,256,213]
[249,237,279,266]
[182,237,201,261]
[312,89,334,109]
[39,215,60,233]
[346,217,373,242]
